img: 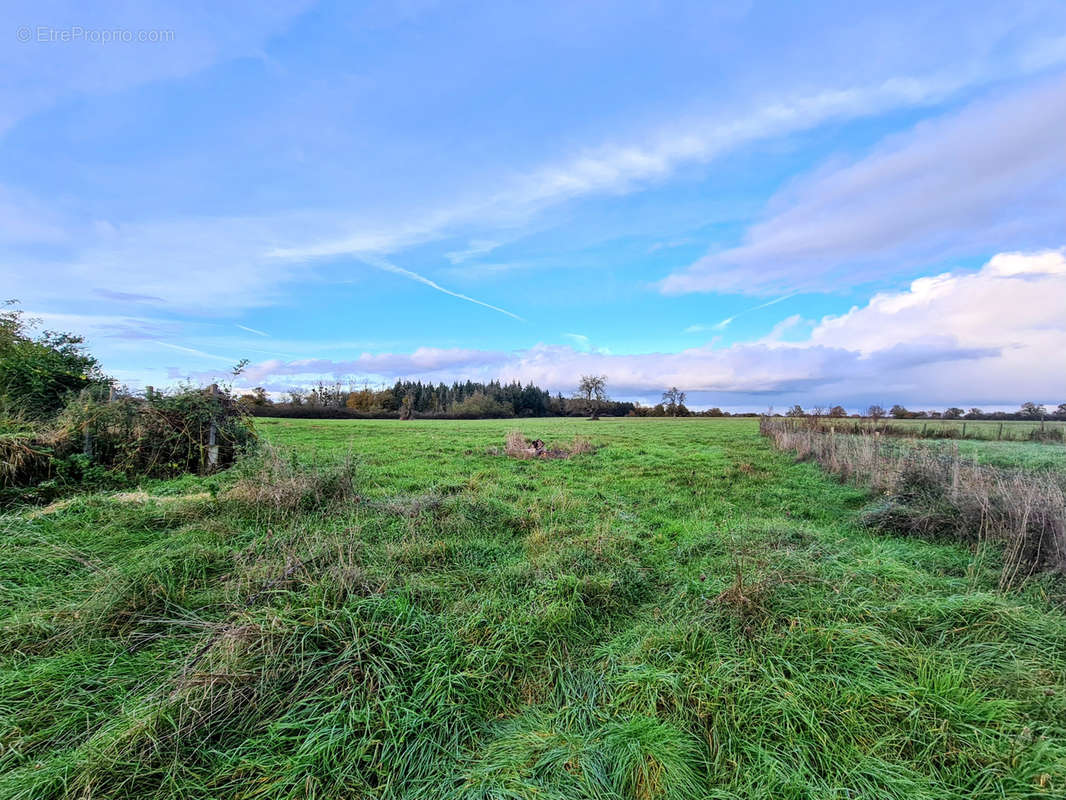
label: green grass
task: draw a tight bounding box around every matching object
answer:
[834,432,1066,472]
[944,438,1066,471]
[1,417,1064,799]
[825,417,1066,442]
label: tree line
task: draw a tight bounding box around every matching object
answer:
[242,378,637,419]
[778,402,1066,421]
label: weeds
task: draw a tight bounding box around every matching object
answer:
[761,416,1066,587]
[223,444,358,517]
[502,431,596,459]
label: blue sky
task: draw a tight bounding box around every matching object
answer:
[4,0,1066,411]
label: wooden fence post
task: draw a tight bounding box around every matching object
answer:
[207,383,219,470]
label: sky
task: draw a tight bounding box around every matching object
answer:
[3,0,1066,412]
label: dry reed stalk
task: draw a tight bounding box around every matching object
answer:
[760,417,1066,587]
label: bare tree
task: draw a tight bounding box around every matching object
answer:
[1020,401,1047,420]
[662,386,687,416]
[575,374,608,420]
[866,404,886,421]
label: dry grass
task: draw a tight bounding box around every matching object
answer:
[504,430,530,457]
[223,444,358,516]
[0,433,52,488]
[761,417,1066,587]
[502,431,597,459]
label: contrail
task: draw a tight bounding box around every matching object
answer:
[714,291,799,329]
[361,255,525,321]
[157,342,235,363]
[236,324,270,337]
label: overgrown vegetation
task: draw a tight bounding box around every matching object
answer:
[760,416,1066,589]
[0,307,254,504]
[2,418,1065,799]
[499,430,595,458]
[0,303,105,419]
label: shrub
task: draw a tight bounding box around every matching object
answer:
[0,431,51,489]
[0,304,106,418]
[1,385,256,505]
[51,385,256,478]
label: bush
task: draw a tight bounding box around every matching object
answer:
[51,386,256,478]
[0,304,106,418]
[1,386,256,505]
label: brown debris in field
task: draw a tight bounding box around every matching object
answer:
[499,431,596,460]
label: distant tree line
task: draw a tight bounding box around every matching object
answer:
[241,379,637,419]
[240,375,1066,423]
[778,402,1066,421]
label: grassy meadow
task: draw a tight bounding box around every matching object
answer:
[2,417,1065,799]
[807,426,1066,471]
[932,438,1066,471]
[823,417,1066,442]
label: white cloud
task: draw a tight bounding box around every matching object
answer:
[22,309,180,341]
[203,251,1066,408]
[563,333,591,351]
[9,57,1066,318]
[810,249,1066,352]
[662,77,1066,295]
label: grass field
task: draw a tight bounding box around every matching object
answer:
[935,438,1066,471]
[824,418,1066,442]
[2,418,1065,799]
[818,431,1066,472]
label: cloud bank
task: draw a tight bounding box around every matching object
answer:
[662,78,1066,295]
[207,251,1066,409]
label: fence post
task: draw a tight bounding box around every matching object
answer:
[997,422,1004,440]
[207,383,219,470]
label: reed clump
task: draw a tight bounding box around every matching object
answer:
[760,417,1066,588]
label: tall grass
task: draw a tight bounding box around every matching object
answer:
[760,417,1066,588]
[3,418,1066,799]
